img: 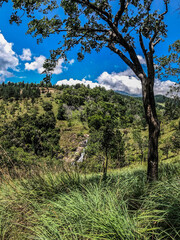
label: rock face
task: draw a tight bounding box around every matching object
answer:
[63,135,89,163]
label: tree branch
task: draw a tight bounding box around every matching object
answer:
[149,2,168,49]
[114,0,128,27]
[108,43,137,74]
[56,28,109,33]
[153,38,162,47]
[75,0,137,67]
[76,0,112,23]
[148,2,168,80]
[139,31,149,66]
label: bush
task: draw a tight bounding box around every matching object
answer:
[57,104,66,120]
[46,92,51,98]
[42,102,53,111]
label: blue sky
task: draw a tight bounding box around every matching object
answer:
[0,0,180,95]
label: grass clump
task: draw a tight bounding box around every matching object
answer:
[0,161,179,239]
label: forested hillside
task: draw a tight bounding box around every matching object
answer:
[0,82,179,173]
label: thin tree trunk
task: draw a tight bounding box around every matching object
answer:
[140,150,143,165]
[142,77,160,182]
[103,149,108,180]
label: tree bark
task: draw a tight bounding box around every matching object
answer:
[103,148,108,180]
[147,120,160,181]
[142,77,160,182]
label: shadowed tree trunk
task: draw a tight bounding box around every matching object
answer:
[142,77,160,181]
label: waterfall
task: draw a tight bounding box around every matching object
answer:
[77,151,85,163]
[76,139,88,163]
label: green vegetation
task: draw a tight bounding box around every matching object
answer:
[0,82,179,171]
[0,160,179,239]
[0,82,179,239]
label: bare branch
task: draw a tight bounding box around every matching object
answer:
[160,1,168,18]
[108,43,137,75]
[114,0,129,27]
[149,2,168,49]
[139,31,149,66]
[153,38,162,47]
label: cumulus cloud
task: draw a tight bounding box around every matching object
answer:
[25,56,74,74]
[56,78,100,88]
[0,32,19,82]
[116,68,136,77]
[137,55,146,65]
[154,79,175,95]
[25,55,46,73]
[96,70,177,96]
[20,48,32,61]
[53,58,66,74]
[97,71,142,95]
[56,70,176,96]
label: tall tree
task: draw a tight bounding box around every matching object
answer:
[2,0,170,181]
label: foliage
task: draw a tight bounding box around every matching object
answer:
[1,0,174,180]
[42,101,53,111]
[132,128,148,163]
[156,40,180,80]
[57,103,66,120]
[156,40,180,120]
[0,82,40,101]
[171,129,180,153]
[87,115,125,175]
[0,109,60,161]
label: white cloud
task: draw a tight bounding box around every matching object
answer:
[25,55,46,74]
[56,71,176,96]
[25,56,74,74]
[137,55,146,65]
[116,68,136,77]
[97,71,142,95]
[53,58,65,74]
[20,48,32,61]
[0,32,19,82]
[96,70,177,96]
[154,79,175,95]
[56,78,100,88]
[69,59,75,65]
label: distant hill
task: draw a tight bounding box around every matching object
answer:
[115,90,141,98]
[155,95,169,103]
[116,91,169,103]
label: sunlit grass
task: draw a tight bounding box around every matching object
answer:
[0,160,179,239]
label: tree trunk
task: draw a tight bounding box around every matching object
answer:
[147,120,160,181]
[103,148,108,180]
[142,77,160,182]
[140,150,143,165]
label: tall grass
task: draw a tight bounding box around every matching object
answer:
[0,161,179,239]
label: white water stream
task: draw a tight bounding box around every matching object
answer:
[76,139,88,163]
